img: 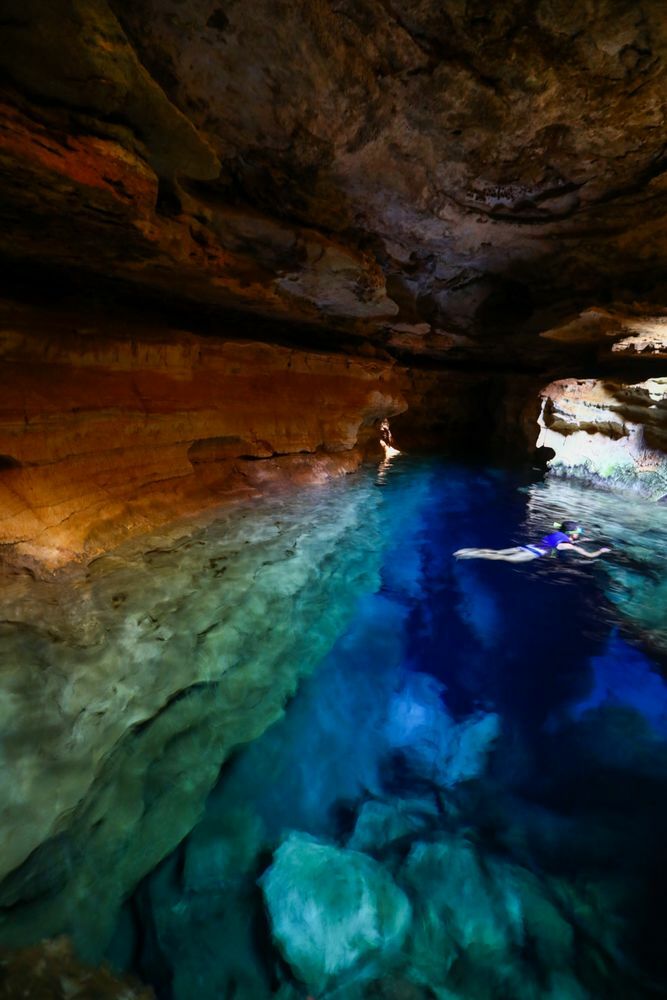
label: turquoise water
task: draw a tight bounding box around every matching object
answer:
[106,457,667,999]
[1,456,667,997]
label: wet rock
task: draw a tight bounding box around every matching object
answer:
[0,473,385,957]
[0,300,405,569]
[0,935,153,999]
[400,835,577,997]
[385,672,500,788]
[135,850,272,1000]
[260,833,411,996]
[347,799,439,854]
[538,377,667,499]
[183,806,265,893]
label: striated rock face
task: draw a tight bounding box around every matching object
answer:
[538,376,667,499]
[0,0,665,562]
[0,301,405,568]
[539,306,667,357]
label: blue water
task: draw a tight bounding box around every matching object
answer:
[103,457,667,998]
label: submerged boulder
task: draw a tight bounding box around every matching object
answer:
[385,672,500,787]
[260,833,411,995]
[347,798,439,854]
[183,806,265,894]
[399,834,576,997]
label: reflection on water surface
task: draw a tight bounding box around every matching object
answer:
[1,457,666,998]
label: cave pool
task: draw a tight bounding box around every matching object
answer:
[2,455,667,999]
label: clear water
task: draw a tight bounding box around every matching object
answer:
[2,456,667,998]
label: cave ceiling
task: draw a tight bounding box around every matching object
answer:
[1,0,667,364]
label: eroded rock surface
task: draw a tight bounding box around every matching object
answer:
[0,473,385,956]
[1,0,667,349]
[0,300,405,568]
[538,376,667,498]
[261,834,411,996]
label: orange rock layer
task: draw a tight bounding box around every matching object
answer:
[0,100,396,329]
[0,303,405,569]
[0,937,153,999]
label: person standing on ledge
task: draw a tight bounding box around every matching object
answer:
[454,521,612,563]
[379,417,400,460]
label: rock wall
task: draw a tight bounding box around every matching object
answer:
[0,469,387,957]
[0,301,405,569]
[2,0,667,357]
[538,376,667,500]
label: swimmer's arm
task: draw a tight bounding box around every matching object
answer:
[558,543,611,559]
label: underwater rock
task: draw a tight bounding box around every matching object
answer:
[385,672,500,788]
[134,848,274,1000]
[0,935,153,999]
[260,833,411,996]
[183,806,265,894]
[185,590,417,846]
[0,474,385,957]
[400,835,577,997]
[347,799,439,854]
[562,633,667,738]
[401,837,507,987]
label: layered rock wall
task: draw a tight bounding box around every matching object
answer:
[538,377,667,499]
[0,302,405,568]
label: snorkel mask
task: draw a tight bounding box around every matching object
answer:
[554,520,583,539]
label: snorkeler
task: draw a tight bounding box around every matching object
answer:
[454,521,612,564]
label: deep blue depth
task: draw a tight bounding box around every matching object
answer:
[117,457,667,998]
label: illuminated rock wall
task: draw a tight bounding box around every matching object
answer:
[538,377,667,500]
[0,302,405,569]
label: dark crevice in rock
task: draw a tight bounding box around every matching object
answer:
[374,0,502,91]
[206,8,230,34]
